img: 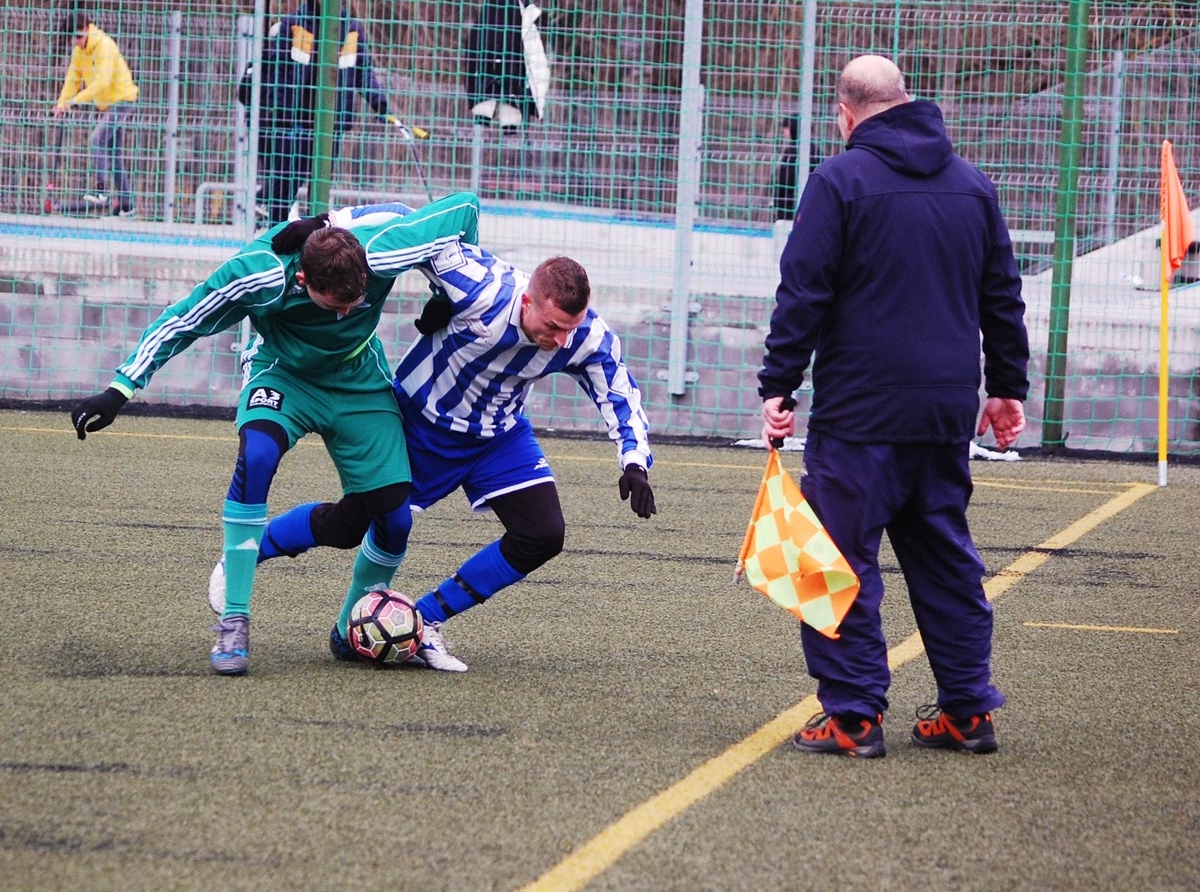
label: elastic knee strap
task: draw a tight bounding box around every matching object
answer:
[420,540,525,623]
[492,485,566,575]
[310,496,371,550]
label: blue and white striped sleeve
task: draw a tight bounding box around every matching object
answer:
[566,319,653,470]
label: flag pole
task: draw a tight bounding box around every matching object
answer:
[1158,197,1169,488]
[1156,139,1195,487]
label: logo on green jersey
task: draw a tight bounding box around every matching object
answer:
[247,387,284,411]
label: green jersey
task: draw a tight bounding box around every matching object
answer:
[110,193,480,394]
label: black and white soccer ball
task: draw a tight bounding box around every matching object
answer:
[347,588,423,665]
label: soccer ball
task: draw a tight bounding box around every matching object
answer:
[347,588,424,665]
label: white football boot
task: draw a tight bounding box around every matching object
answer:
[407,621,468,672]
[207,560,226,615]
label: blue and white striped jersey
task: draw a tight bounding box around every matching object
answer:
[338,203,652,469]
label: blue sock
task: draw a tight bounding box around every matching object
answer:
[259,501,320,563]
[415,540,525,624]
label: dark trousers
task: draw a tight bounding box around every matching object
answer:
[259,128,344,225]
[798,430,1005,718]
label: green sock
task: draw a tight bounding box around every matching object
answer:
[336,534,405,635]
[222,499,268,618]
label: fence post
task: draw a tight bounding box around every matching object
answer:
[1103,50,1125,245]
[233,15,253,230]
[310,1,339,215]
[1042,0,1091,448]
[668,0,704,396]
[161,11,182,224]
[795,0,818,202]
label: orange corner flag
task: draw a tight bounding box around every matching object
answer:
[1161,140,1195,281]
[735,450,859,638]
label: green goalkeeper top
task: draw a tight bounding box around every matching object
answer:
[108,192,480,396]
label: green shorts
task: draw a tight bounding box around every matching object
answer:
[236,339,409,495]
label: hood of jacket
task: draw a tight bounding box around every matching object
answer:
[846,100,953,178]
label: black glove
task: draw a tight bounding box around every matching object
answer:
[414,291,453,335]
[271,213,329,254]
[619,465,656,519]
[71,387,128,441]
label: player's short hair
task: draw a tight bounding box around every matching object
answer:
[299,228,369,306]
[531,256,590,316]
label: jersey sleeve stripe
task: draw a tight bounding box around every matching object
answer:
[121,266,285,382]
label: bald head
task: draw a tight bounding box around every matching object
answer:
[835,55,909,140]
[838,55,908,110]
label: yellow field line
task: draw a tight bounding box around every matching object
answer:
[520,480,1158,892]
[0,425,346,448]
[1024,621,1178,634]
[974,481,1130,495]
[0,424,236,443]
[548,456,1138,493]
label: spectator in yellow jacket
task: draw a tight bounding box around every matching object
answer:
[54,12,139,216]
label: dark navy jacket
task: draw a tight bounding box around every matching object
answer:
[758,100,1029,444]
[240,2,388,134]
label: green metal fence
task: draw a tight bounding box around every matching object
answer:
[1,1,1198,454]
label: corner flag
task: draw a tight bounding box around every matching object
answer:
[1161,140,1195,282]
[1157,140,1195,486]
[735,450,859,638]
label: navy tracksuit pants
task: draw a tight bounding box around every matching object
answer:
[798,430,1005,719]
[259,128,346,226]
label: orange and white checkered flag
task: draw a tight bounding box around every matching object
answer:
[735,449,859,639]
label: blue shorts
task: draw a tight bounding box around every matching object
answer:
[399,406,553,511]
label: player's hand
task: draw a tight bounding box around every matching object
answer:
[619,466,656,519]
[414,287,453,335]
[71,387,128,440]
[271,213,329,254]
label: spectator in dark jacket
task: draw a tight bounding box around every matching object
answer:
[759,55,1029,759]
[771,114,821,222]
[240,0,391,224]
